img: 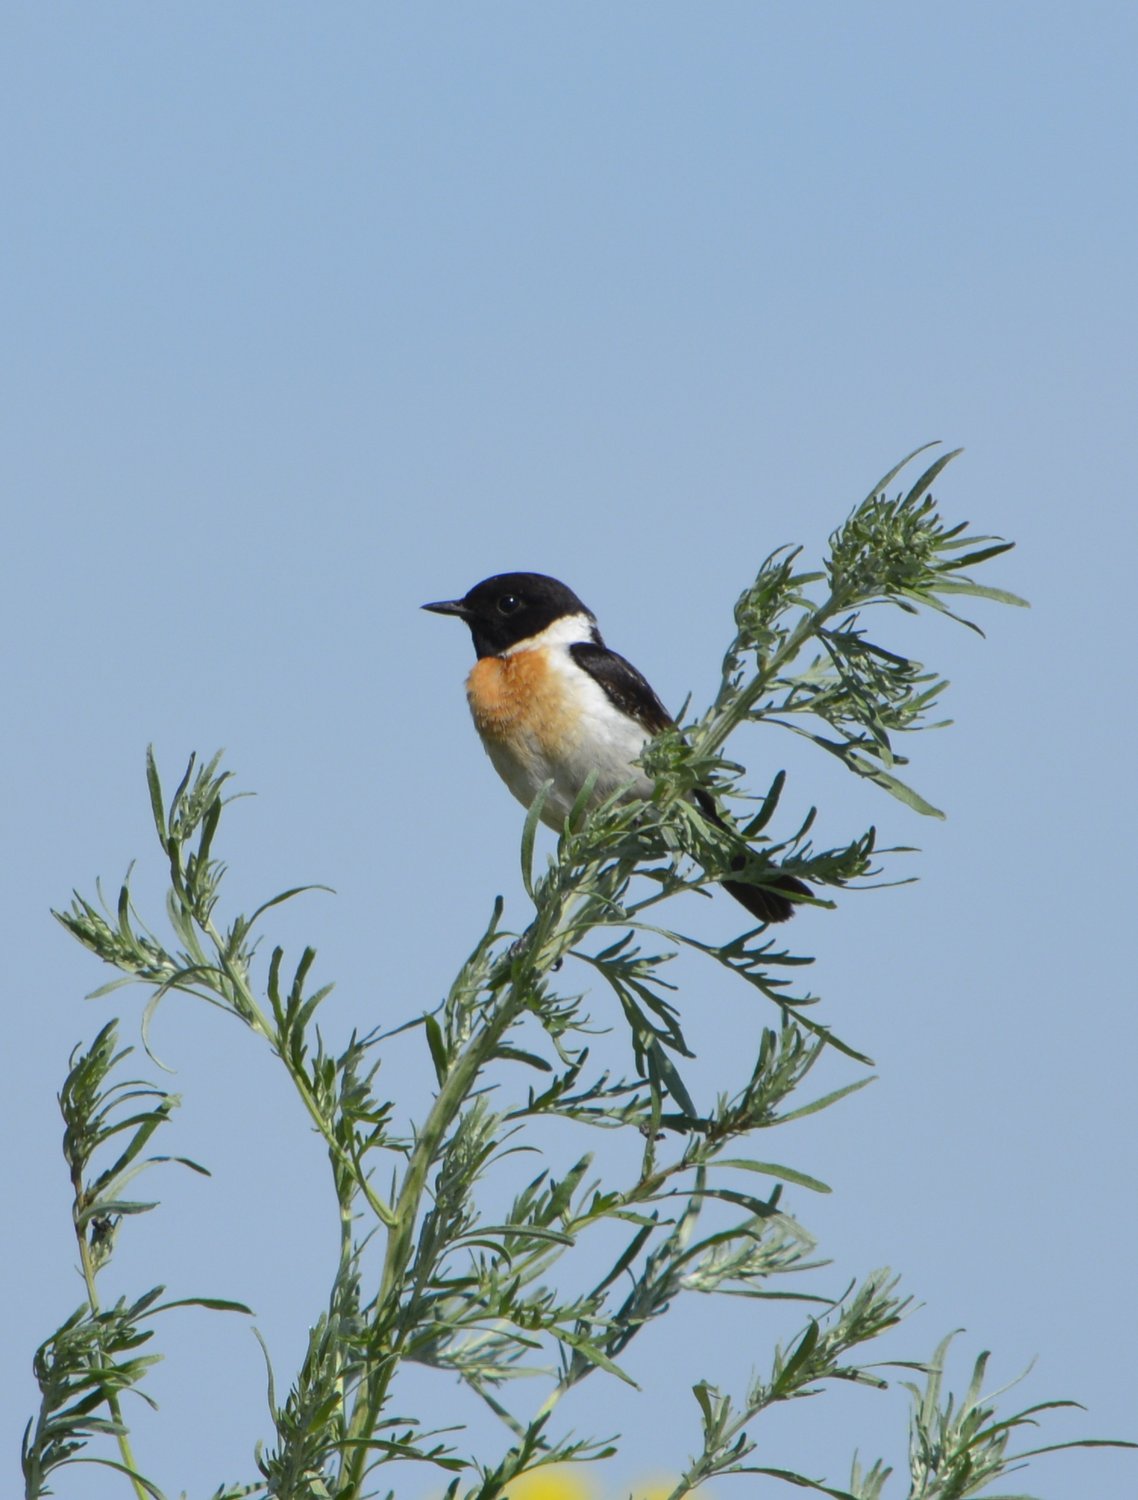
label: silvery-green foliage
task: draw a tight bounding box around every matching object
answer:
[27,450,1130,1500]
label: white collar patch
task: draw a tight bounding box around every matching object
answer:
[502,612,598,656]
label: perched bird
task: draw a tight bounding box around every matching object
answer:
[423,572,810,923]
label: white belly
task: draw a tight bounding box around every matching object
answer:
[465,618,659,832]
[484,704,653,831]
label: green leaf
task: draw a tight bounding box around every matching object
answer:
[520,781,553,899]
[76,1198,159,1222]
[461,1223,574,1246]
[145,746,167,842]
[149,1154,210,1176]
[168,753,198,827]
[152,1296,254,1315]
[565,766,600,831]
[647,1038,698,1118]
[778,1318,821,1386]
[57,1455,170,1500]
[938,539,1016,570]
[590,1219,657,1300]
[713,1159,831,1194]
[494,1047,553,1073]
[861,442,941,503]
[844,753,945,818]
[700,1186,781,1219]
[901,446,963,507]
[424,1014,449,1085]
[692,1379,716,1427]
[558,1332,639,1386]
[737,1468,859,1499]
[932,578,1030,607]
[247,885,334,926]
[1012,1438,1138,1458]
[742,770,787,837]
[778,1075,875,1123]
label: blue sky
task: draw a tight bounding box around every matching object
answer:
[5,5,1136,1497]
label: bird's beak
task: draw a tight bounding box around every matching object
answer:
[421,598,469,618]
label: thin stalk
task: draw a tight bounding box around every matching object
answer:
[697,595,841,763]
[194,905,398,1229]
[70,1180,149,1500]
[337,984,527,1493]
[337,879,582,1495]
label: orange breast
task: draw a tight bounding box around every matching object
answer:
[465,649,574,750]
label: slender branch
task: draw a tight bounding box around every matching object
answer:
[71,1211,149,1500]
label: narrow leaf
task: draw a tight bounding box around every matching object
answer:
[494,1047,553,1073]
[861,442,940,503]
[778,1075,875,1123]
[152,1296,254,1315]
[248,885,334,926]
[714,1158,831,1194]
[559,1333,639,1386]
[901,447,963,507]
[692,1379,716,1427]
[424,1014,449,1085]
[57,1455,170,1500]
[647,1039,698,1119]
[740,1468,859,1499]
[933,579,1030,607]
[145,746,167,842]
[520,782,552,900]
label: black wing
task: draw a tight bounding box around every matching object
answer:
[573,642,809,923]
[569,642,674,735]
[693,787,811,923]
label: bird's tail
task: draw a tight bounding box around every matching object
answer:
[721,870,811,925]
[694,788,810,924]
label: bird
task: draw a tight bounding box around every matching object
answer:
[422,571,810,923]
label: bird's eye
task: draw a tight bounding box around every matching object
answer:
[497,594,521,615]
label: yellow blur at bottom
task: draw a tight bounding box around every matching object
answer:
[500,1469,675,1500]
[500,1471,592,1500]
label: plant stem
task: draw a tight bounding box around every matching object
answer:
[71,1187,149,1500]
[698,595,839,762]
[197,909,399,1228]
[337,874,583,1496]
[337,980,527,1494]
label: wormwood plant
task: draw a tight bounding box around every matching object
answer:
[25,449,1129,1499]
